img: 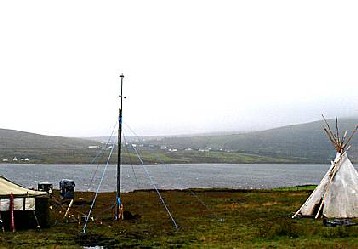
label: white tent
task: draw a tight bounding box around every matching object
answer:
[293,119,358,219]
[0,175,46,211]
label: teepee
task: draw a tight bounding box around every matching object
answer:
[293,117,358,219]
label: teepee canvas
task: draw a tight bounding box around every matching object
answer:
[293,118,358,219]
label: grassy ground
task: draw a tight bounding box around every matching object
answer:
[1,148,303,165]
[0,188,357,248]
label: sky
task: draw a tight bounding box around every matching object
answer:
[1,1,358,137]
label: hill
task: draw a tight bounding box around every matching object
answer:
[0,129,103,164]
[1,119,357,164]
[143,119,358,164]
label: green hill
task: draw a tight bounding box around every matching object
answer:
[0,129,103,164]
[145,119,358,164]
[1,119,357,164]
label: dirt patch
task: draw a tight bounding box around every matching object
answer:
[75,232,119,248]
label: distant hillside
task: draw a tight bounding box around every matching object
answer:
[2,119,357,164]
[145,119,358,164]
[0,129,103,164]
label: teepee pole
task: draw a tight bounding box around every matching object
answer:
[343,125,358,151]
[341,130,348,146]
[314,154,344,218]
[322,115,335,139]
[335,118,340,145]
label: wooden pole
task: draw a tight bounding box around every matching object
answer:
[0,211,4,232]
[10,193,15,232]
[64,199,74,218]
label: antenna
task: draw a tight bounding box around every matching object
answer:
[115,73,124,220]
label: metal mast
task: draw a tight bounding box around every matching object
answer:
[116,73,124,220]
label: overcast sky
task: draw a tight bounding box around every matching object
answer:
[1,1,358,137]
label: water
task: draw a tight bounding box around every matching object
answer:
[0,163,336,193]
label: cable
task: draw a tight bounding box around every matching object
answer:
[131,145,179,229]
[87,122,118,191]
[122,135,140,187]
[124,122,221,222]
[82,141,116,234]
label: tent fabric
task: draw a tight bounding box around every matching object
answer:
[0,175,46,198]
[293,152,358,218]
[0,198,35,211]
[323,153,358,218]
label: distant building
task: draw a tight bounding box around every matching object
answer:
[88,146,100,149]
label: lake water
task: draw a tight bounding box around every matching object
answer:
[0,163,340,193]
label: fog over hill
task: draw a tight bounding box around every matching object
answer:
[0,128,102,164]
[0,129,101,149]
[1,119,357,164]
[143,119,358,163]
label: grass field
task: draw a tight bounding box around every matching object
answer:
[0,188,357,248]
